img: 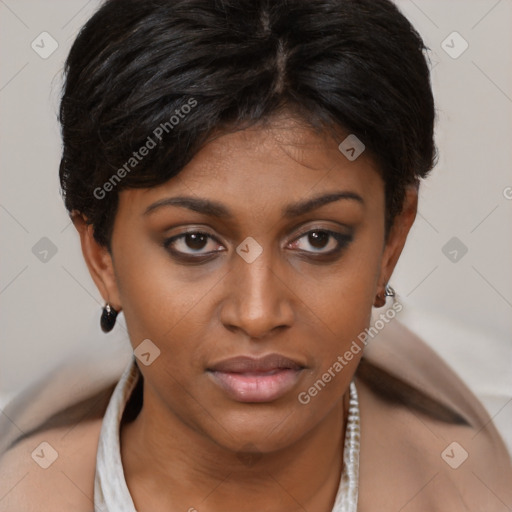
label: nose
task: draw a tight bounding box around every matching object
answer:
[220,248,295,340]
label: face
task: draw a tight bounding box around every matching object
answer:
[76,114,416,454]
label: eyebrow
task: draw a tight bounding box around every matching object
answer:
[142,191,364,218]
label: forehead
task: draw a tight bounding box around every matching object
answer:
[116,117,384,221]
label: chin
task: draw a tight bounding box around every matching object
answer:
[202,405,311,455]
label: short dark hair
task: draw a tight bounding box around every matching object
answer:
[58,0,437,250]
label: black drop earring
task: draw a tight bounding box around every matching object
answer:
[100,303,118,333]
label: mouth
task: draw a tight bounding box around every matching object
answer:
[206,353,306,403]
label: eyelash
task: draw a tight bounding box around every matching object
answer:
[162,228,353,262]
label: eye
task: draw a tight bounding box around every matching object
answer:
[288,229,353,255]
[163,231,223,257]
[163,227,353,262]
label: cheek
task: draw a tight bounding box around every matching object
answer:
[305,224,383,368]
[112,233,213,356]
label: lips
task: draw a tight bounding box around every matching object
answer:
[206,353,305,403]
[208,353,303,373]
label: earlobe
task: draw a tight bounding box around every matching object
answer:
[374,186,418,305]
[71,211,122,311]
[373,284,396,308]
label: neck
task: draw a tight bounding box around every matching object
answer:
[120,382,348,512]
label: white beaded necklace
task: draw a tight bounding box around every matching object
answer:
[332,381,361,512]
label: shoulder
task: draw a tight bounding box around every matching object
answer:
[356,318,512,511]
[0,418,103,512]
[357,376,512,511]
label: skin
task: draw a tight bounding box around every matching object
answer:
[72,113,417,512]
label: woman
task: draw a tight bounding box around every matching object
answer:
[0,0,511,510]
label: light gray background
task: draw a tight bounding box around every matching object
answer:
[1,0,511,452]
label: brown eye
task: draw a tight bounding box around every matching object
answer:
[164,231,222,256]
[308,231,330,249]
[183,233,208,250]
[290,229,353,255]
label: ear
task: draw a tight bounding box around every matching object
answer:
[71,211,122,311]
[374,185,418,306]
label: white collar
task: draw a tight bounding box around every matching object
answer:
[94,356,139,512]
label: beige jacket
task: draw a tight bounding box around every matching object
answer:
[0,318,511,511]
